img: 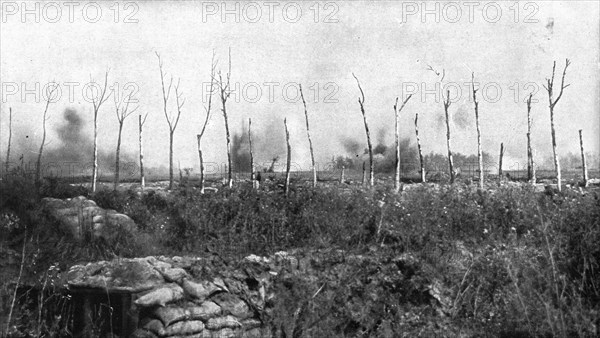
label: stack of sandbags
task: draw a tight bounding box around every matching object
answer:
[131,262,272,338]
[41,196,136,241]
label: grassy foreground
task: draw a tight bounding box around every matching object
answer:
[0,175,599,337]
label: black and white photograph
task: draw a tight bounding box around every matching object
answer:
[0,1,599,337]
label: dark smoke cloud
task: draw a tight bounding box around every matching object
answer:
[452,106,471,130]
[377,128,387,146]
[3,108,137,178]
[435,105,472,131]
[48,108,93,163]
[230,119,287,172]
[340,137,362,156]
[338,133,418,173]
[231,127,251,172]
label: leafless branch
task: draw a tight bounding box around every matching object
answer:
[90,70,112,113]
[200,50,217,138]
[115,89,138,123]
[173,78,184,131]
[352,73,365,105]
[426,64,445,82]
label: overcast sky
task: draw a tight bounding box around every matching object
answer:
[1,1,598,173]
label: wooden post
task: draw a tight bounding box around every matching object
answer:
[498,143,504,177]
[284,118,291,196]
[471,73,484,189]
[414,112,426,183]
[299,85,317,188]
[340,165,345,184]
[543,59,571,192]
[579,129,588,187]
[443,90,455,183]
[353,73,374,187]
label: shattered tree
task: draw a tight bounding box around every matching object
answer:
[443,90,455,183]
[114,90,138,191]
[138,112,149,190]
[471,73,484,189]
[5,107,12,174]
[216,48,234,188]
[299,84,317,188]
[526,93,536,183]
[284,118,291,196]
[36,84,59,186]
[543,59,571,192]
[393,94,413,192]
[579,129,588,187]
[353,73,374,187]
[197,51,217,194]
[156,52,184,190]
[90,73,111,192]
[414,112,426,183]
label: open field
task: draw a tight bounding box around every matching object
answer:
[1,171,599,337]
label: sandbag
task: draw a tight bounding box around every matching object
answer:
[135,283,184,307]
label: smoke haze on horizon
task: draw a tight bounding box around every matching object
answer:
[1,1,598,174]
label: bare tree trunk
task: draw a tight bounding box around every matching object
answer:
[36,86,58,185]
[340,165,345,184]
[36,113,48,185]
[353,73,374,187]
[113,122,124,191]
[5,107,12,174]
[526,93,536,183]
[114,91,137,192]
[198,51,216,194]
[414,112,425,183]
[299,85,317,187]
[178,160,183,185]
[197,135,205,193]
[216,48,233,189]
[284,118,291,196]
[549,111,561,190]
[393,95,413,192]
[579,129,588,187]
[249,118,257,189]
[169,132,174,189]
[139,113,147,191]
[223,105,232,188]
[394,98,400,192]
[471,73,484,189]
[90,72,111,192]
[91,114,98,191]
[156,53,184,191]
[543,59,570,193]
[443,90,455,183]
[362,161,366,185]
[498,143,505,177]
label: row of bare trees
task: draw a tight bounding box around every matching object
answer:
[346,59,584,191]
[4,57,590,192]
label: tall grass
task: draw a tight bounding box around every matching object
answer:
[1,174,598,336]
